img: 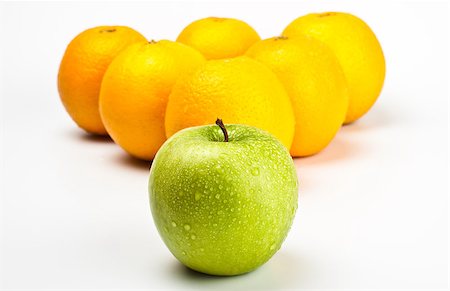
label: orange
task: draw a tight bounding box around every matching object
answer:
[246,36,349,157]
[283,12,386,124]
[58,26,146,135]
[164,56,295,149]
[177,17,260,60]
[99,40,205,160]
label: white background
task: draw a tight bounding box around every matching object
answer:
[0,1,448,290]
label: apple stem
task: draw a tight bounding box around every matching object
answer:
[215,118,228,142]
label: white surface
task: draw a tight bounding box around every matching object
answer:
[0,1,448,290]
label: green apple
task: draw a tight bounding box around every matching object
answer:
[148,119,298,276]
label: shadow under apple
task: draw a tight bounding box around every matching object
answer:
[168,250,308,290]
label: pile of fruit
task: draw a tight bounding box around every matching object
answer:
[57,12,385,276]
[58,12,385,160]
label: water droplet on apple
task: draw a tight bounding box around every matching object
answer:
[270,244,276,250]
[182,251,186,255]
[184,224,191,231]
[191,234,196,240]
[215,194,220,199]
[195,192,202,201]
[218,185,223,189]
[251,167,260,176]
[171,221,177,227]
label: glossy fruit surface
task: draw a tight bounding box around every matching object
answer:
[177,17,260,60]
[165,56,295,149]
[246,36,348,156]
[283,12,385,123]
[149,122,298,275]
[58,26,146,134]
[99,40,205,160]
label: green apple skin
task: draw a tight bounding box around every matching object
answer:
[148,123,298,276]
